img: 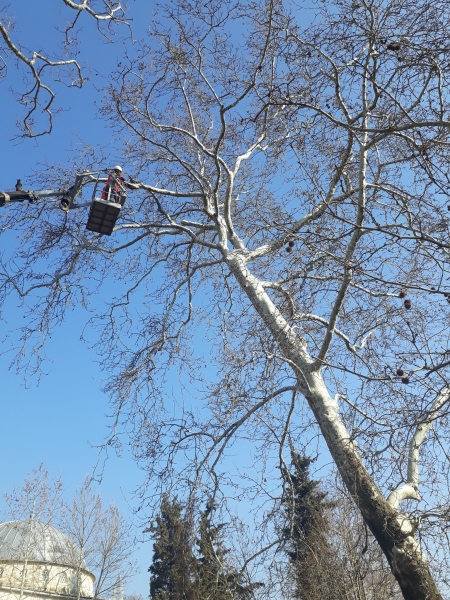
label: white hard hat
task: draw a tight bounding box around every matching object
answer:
[113,165,123,172]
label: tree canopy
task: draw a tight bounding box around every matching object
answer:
[2,0,450,597]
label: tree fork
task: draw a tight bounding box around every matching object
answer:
[304,384,442,600]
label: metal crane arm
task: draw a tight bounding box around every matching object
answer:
[0,170,109,209]
[0,170,128,236]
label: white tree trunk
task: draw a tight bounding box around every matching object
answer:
[226,250,442,600]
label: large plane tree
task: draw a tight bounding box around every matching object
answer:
[2,0,450,598]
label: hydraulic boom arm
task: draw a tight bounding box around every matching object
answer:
[0,170,129,236]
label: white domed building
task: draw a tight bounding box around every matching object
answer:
[0,521,95,600]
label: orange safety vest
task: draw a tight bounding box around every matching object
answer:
[102,174,124,202]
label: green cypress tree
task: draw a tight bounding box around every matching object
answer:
[281,453,328,560]
[195,501,263,600]
[195,501,228,600]
[148,495,195,600]
[281,453,345,600]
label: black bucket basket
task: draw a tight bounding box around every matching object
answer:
[85,199,121,236]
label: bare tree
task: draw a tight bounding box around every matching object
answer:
[63,478,137,600]
[325,487,404,600]
[0,0,129,137]
[0,467,136,600]
[0,466,83,600]
[2,464,64,525]
[89,503,136,600]
[62,478,102,600]
[3,0,450,597]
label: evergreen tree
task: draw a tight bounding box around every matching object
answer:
[195,501,263,600]
[148,495,195,600]
[281,453,345,600]
[281,454,403,599]
[195,501,228,600]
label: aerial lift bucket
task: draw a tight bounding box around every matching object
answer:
[85,173,126,236]
[85,200,121,236]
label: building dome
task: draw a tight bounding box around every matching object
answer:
[0,521,87,569]
[0,520,95,600]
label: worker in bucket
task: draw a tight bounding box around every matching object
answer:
[101,166,138,204]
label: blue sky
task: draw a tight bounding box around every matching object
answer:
[0,1,155,595]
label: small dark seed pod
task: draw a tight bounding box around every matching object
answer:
[399,291,406,298]
[431,287,436,291]
[286,246,292,253]
[401,376,410,384]
[404,299,412,309]
[288,240,295,247]
[396,368,404,376]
